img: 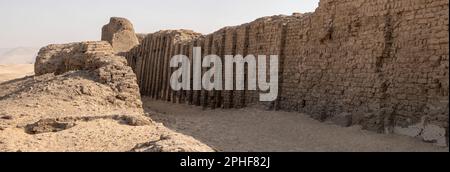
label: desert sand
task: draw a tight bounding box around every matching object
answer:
[0,64,34,83]
[144,98,448,152]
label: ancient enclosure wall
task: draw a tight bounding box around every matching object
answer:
[122,0,449,145]
[124,30,202,102]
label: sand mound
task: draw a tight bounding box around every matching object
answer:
[0,41,213,152]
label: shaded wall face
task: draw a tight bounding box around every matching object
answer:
[280,1,392,122]
[123,0,448,141]
[286,0,449,133]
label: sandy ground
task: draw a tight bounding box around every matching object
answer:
[0,64,213,152]
[0,64,34,83]
[144,97,449,152]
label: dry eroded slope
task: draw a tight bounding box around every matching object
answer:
[0,41,213,152]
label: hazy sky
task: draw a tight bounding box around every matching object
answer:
[0,0,319,48]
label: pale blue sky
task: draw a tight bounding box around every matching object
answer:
[0,0,319,48]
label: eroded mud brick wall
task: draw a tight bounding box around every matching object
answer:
[123,0,449,144]
[280,0,449,138]
[124,30,202,100]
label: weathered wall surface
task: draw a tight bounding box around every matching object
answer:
[35,41,142,108]
[124,30,202,102]
[102,17,140,53]
[122,0,449,146]
[280,0,449,145]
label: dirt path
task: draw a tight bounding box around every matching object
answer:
[143,97,448,152]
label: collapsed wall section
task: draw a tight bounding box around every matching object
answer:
[35,41,142,108]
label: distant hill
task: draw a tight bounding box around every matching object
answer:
[0,48,10,56]
[0,47,39,64]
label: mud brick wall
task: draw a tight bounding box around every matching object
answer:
[246,16,290,109]
[283,0,448,144]
[222,27,237,109]
[35,41,142,108]
[123,30,202,100]
[35,41,115,75]
[123,0,449,145]
[232,25,250,108]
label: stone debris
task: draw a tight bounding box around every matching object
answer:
[330,112,353,127]
[131,133,216,152]
[422,125,448,147]
[25,119,76,134]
